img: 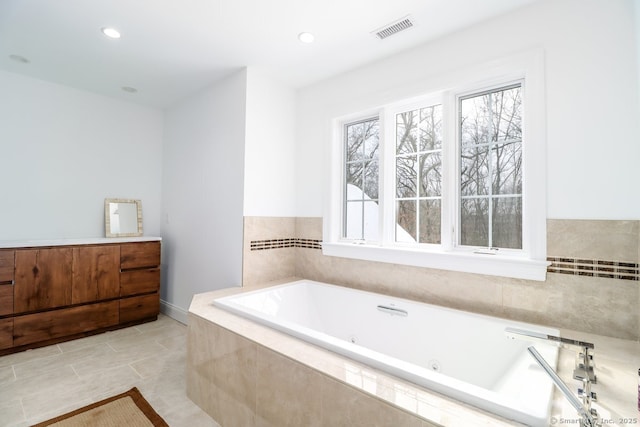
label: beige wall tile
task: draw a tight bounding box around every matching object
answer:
[502,274,639,339]
[295,216,323,240]
[188,311,441,427]
[243,247,296,286]
[296,247,505,318]
[321,376,429,427]
[243,216,296,240]
[187,314,257,426]
[293,245,329,282]
[547,219,639,262]
[243,216,296,285]
[255,347,323,427]
[245,216,640,340]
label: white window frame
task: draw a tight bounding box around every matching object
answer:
[383,93,445,248]
[452,80,525,253]
[323,50,549,281]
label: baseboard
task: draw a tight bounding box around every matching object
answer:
[160,299,189,325]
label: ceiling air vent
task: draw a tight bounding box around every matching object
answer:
[373,16,414,40]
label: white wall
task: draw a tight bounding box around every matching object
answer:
[295,0,640,220]
[243,69,296,216]
[635,0,640,115]
[0,70,163,240]
[161,69,247,318]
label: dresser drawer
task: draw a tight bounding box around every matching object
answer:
[13,300,119,346]
[120,242,160,270]
[119,294,159,324]
[0,285,13,316]
[0,318,12,350]
[120,268,160,297]
[0,250,14,284]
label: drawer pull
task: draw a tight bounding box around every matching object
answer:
[120,266,160,273]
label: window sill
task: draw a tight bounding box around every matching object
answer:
[322,242,550,281]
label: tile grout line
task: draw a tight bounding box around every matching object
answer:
[19,396,27,426]
[69,364,81,379]
[128,362,145,380]
[105,341,119,352]
[155,338,171,351]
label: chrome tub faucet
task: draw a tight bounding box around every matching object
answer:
[505,328,601,427]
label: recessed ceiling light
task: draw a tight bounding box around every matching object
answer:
[101,27,121,39]
[9,54,30,64]
[298,32,315,44]
[121,86,137,93]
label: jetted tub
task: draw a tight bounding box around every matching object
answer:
[214,279,559,426]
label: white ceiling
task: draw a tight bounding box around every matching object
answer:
[0,0,539,108]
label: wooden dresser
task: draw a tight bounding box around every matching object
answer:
[0,238,161,355]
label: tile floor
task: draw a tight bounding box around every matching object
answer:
[0,314,219,427]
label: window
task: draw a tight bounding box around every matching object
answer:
[324,52,547,280]
[395,104,443,244]
[344,118,380,241]
[339,85,524,251]
[459,84,522,249]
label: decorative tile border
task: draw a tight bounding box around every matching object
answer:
[547,257,639,281]
[295,238,323,250]
[250,238,322,251]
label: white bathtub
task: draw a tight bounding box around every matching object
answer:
[213,279,559,426]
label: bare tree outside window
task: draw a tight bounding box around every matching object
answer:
[395,105,442,244]
[344,118,380,240]
[459,85,522,249]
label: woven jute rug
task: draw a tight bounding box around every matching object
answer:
[32,387,169,427]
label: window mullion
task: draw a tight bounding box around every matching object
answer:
[381,108,395,245]
[360,157,365,240]
[487,91,494,248]
[441,91,456,251]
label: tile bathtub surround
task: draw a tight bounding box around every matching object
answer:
[187,289,518,427]
[0,315,218,427]
[242,216,296,286]
[546,220,639,281]
[243,216,326,286]
[243,217,640,340]
[242,216,322,285]
[546,219,639,263]
[188,314,434,427]
[188,287,640,427]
